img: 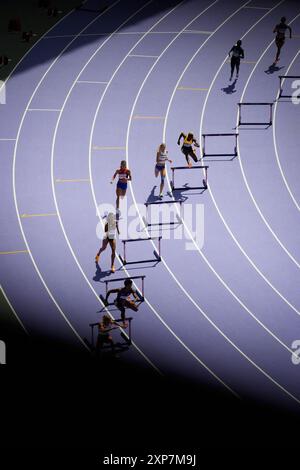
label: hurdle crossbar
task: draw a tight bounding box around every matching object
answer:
[144,200,183,227]
[202,133,238,158]
[238,102,274,126]
[119,236,161,265]
[103,275,145,301]
[278,75,300,99]
[170,165,208,191]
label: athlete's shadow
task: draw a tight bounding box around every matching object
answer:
[221,79,237,95]
[146,186,161,204]
[93,263,114,282]
[265,64,285,75]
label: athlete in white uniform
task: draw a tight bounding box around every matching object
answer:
[95,212,119,273]
[155,143,172,198]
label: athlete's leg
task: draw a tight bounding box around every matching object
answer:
[182,147,191,166]
[275,38,284,62]
[124,299,139,312]
[159,168,166,196]
[96,238,109,262]
[117,301,126,322]
[230,58,235,80]
[236,59,240,77]
[189,149,198,163]
[109,239,116,272]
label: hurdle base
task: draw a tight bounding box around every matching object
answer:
[238,122,272,126]
[120,331,131,345]
[172,182,207,192]
[119,255,161,266]
[202,153,237,158]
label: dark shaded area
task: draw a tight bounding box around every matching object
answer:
[1,326,300,459]
[0,0,187,81]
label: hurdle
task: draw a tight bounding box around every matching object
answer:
[202,133,238,158]
[170,166,209,191]
[119,236,162,265]
[278,75,300,99]
[89,317,133,348]
[100,275,145,306]
[237,102,274,126]
[143,200,183,227]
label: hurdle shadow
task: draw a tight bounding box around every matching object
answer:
[146,186,161,204]
[93,262,114,282]
[221,79,237,95]
[234,125,272,131]
[264,64,285,75]
[171,186,206,197]
[201,155,237,162]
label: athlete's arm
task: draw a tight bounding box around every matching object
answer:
[241,48,245,59]
[127,169,132,181]
[177,132,185,145]
[288,25,292,38]
[111,170,118,183]
[273,24,278,33]
[105,288,120,302]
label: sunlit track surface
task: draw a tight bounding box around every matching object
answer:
[1,0,300,411]
[273,50,300,212]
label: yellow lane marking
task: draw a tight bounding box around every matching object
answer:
[0,250,28,255]
[177,86,209,91]
[184,30,213,34]
[21,213,57,218]
[243,6,270,9]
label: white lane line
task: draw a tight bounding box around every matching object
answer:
[50,0,170,374]
[195,8,300,325]
[0,138,16,141]
[273,49,300,212]
[236,13,300,271]
[88,0,239,397]
[12,0,122,350]
[0,284,29,334]
[126,0,300,404]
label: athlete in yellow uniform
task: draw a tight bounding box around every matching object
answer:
[177,132,200,167]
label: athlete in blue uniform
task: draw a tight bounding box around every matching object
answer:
[111,160,132,210]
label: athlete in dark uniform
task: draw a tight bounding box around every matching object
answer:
[229,40,244,81]
[273,17,292,63]
[104,279,139,323]
[177,132,200,167]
